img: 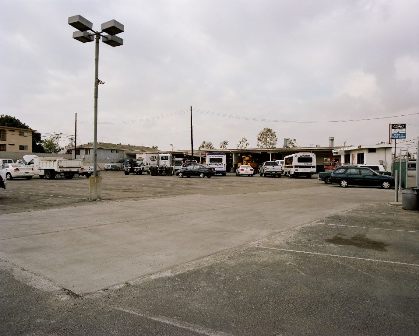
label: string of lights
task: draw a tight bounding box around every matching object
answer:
[121,109,419,124]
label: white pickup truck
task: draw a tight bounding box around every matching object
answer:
[259,161,282,177]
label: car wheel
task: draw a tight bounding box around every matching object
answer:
[124,171,129,175]
[178,172,183,178]
[200,173,205,178]
[325,177,331,184]
[207,175,211,178]
[6,172,12,180]
[340,180,348,188]
[382,181,391,189]
[26,176,32,180]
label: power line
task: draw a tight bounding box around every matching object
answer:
[196,109,419,124]
[120,109,419,124]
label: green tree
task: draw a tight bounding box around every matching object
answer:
[199,141,215,150]
[237,137,249,149]
[42,133,63,153]
[257,128,277,148]
[219,140,229,149]
[285,138,298,148]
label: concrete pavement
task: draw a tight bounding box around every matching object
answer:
[0,185,392,294]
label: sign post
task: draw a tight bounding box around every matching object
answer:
[390,124,406,160]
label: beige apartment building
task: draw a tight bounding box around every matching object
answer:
[0,126,32,153]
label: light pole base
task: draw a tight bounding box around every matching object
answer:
[89,175,102,201]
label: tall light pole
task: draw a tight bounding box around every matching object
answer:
[68,15,124,200]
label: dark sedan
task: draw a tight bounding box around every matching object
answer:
[330,167,394,189]
[176,164,215,178]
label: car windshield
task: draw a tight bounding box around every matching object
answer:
[265,162,278,166]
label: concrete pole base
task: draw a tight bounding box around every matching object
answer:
[89,175,102,201]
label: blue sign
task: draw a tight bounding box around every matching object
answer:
[390,124,406,139]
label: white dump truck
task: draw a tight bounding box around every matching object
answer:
[23,155,83,179]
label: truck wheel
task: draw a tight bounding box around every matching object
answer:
[45,170,55,180]
[178,172,183,178]
[64,173,74,179]
[6,173,12,180]
[124,171,129,175]
[200,173,205,178]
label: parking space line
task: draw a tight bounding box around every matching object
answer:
[257,245,419,267]
[112,306,233,336]
[324,224,419,234]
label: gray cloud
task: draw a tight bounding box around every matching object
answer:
[1,0,418,150]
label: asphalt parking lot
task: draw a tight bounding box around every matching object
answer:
[0,172,418,335]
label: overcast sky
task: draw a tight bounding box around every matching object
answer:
[1,0,418,151]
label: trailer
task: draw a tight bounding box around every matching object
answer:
[205,153,227,176]
[136,153,174,175]
[283,152,316,178]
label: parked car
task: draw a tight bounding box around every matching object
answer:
[79,165,94,178]
[275,160,285,174]
[104,163,121,171]
[330,166,394,189]
[259,161,282,177]
[176,164,215,178]
[123,159,144,175]
[236,165,254,176]
[0,168,6,189]
[0,159,14,168]
[3,163,35,180]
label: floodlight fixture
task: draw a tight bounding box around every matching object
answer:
[72,31,94,43]
[102,34,123,47]
[68,15,93,32]
[101,20,124,35]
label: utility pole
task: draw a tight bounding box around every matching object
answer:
[190,106,194,159]
[74,112,77,160]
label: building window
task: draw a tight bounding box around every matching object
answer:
[0,129,6,141]
[8,144,15,146]
[368,148,376,153]
[357,153,365,164]
[85,149,90,155]
[75,149,80,155]
[19,130,28,136]
[344,154,350,164]
[19,145,28,151]
[0,144,6,151]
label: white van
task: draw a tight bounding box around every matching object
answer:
[205,154,227,175]
[283,152,316,178]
